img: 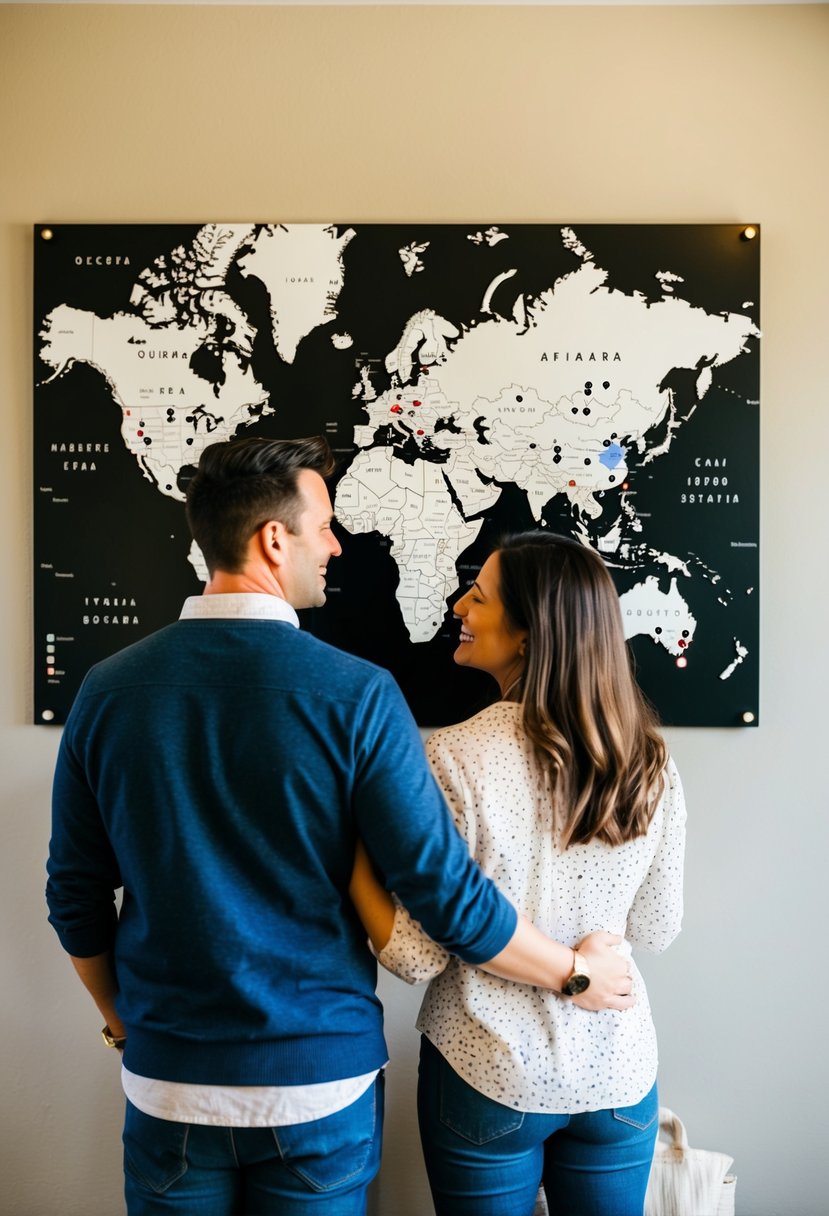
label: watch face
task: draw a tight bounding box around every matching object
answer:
[563,973,591,996]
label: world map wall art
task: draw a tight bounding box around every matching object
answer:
[34,223,760,726]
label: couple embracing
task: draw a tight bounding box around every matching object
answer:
[47,434,684,1216]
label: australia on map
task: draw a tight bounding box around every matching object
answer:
[34,222,760,726]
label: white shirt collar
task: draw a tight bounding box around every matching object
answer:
[179,593,300,629]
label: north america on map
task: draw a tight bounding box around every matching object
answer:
[34,223,760,726]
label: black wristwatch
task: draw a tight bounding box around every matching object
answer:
[561,949,591,997]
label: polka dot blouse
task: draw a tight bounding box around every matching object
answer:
[378,700,686,1115]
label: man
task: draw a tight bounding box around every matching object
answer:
[47,435,632,1215]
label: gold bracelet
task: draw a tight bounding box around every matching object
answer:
[101,1024,127,1050]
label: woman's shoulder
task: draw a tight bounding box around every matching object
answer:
[660,754,686,809]
[426,701,523,761]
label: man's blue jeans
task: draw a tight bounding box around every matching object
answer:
[122,1074,384,1215]
[417,1037,658,1216]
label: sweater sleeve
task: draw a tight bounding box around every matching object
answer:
[351,672,517,966]
[626,758,687,953]
[46,709,122,958]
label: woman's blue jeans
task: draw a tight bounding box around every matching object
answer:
[122,1073,384,1215]
[417,1037,658,1216]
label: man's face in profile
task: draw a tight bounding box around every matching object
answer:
[280,469,343,609]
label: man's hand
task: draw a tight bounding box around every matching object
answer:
[569,931,636,1012]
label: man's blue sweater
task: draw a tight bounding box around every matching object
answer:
[46,617,516,1086]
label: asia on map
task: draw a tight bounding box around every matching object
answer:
[34,223,760,726]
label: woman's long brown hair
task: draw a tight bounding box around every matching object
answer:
[498,532,667,848]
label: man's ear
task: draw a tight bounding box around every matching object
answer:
[254,519,289,568]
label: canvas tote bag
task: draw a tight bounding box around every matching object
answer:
[644,1107,736,1216]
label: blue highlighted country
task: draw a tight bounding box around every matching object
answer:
[599,442,625,470]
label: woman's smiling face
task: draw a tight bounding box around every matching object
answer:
[453,552,528,696]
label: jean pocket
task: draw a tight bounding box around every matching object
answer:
[611,1083,659,1132]
[271,1075,382,1193]
[438,1055,524,1145]
[123,1101,189,1194]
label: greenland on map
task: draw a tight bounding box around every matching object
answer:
[34,223,760,726]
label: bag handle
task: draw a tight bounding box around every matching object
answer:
[657,1107,690,1156]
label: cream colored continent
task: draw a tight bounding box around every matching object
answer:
[237,224,355,363]
[374,259,756,521]
[618,576,696,657]
[335,448,480,642]
[38,304,268,500]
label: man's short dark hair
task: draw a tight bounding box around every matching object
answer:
[185,436,336,575]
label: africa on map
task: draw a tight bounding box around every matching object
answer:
[34,223,760,726]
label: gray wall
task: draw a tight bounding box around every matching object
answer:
[1,5,827,1214]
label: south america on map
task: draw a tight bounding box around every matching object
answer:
[34,223,760,726]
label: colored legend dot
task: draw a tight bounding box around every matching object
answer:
[41,710,55,722]
[676,656,688,668]
[47,634,55,642]
[622,483,630,491]
[568,479,577,487]
[47,667,55,676]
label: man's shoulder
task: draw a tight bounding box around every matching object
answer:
[289,628,395,693]
[79,622,181,683]
[77,617,395,705]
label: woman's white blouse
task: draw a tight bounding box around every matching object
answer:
[378,700,686,1115]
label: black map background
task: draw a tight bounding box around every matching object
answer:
[34,224,759,726]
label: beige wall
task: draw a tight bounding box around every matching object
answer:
[1,5,828,1213]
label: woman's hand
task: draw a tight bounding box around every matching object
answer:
[569,931,636,1012]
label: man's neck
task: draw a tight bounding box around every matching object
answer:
[204,569,288,600]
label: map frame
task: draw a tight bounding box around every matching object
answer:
[33,221,760,728]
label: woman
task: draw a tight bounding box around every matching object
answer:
[351,532,685,1216]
